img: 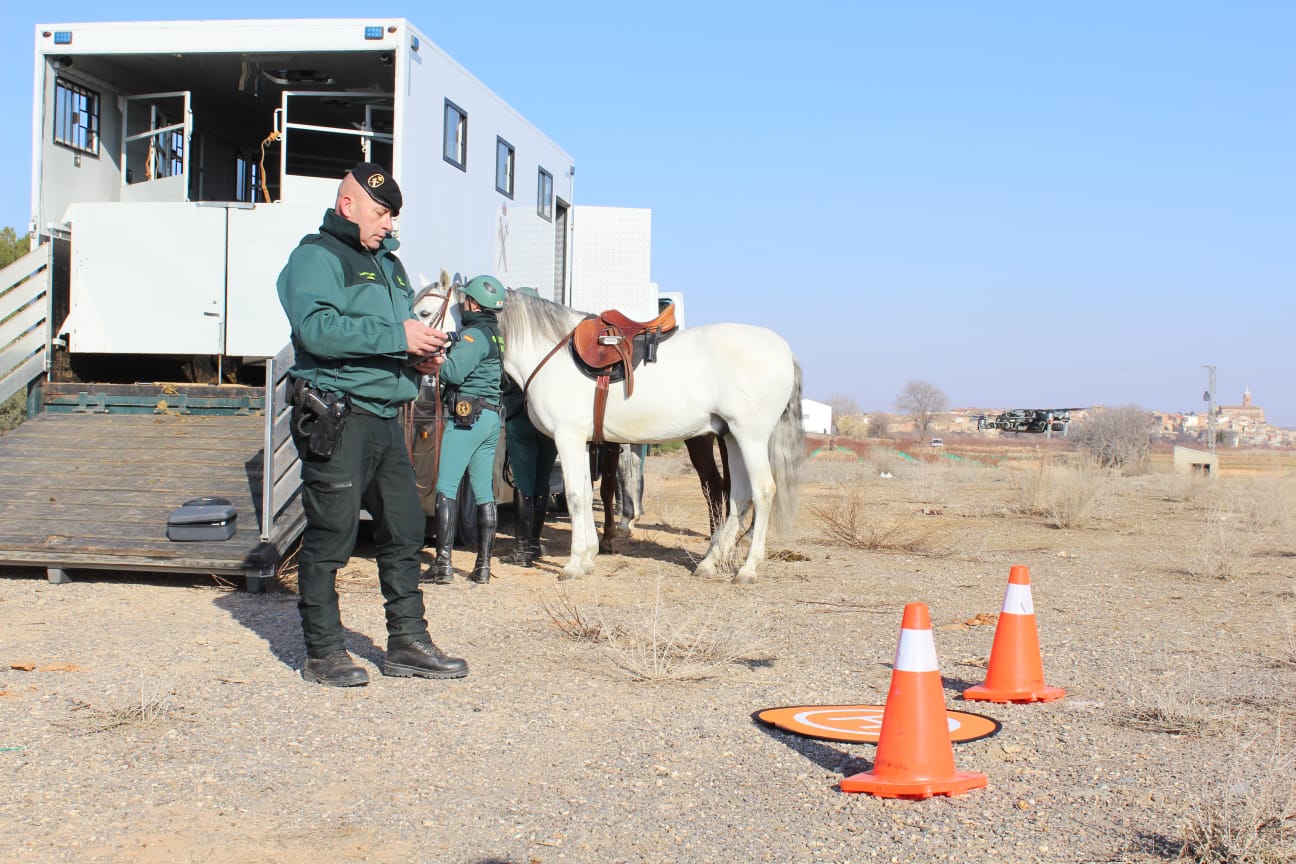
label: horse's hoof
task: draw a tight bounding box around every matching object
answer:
[733,570,757,585]
[693,561,717,579]
[559,564,583,581]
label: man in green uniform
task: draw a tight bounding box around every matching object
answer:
[425,275,506,585]
[277,162,468,686]
[501,287,558,567]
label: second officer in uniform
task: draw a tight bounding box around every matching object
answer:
[425,275,506,585]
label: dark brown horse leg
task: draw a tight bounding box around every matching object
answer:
[592,443,620,551]
[685,434,730,536]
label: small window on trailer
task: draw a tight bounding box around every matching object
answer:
[537,167,553,221]
[443,99,467,170]
[495,137,515,197]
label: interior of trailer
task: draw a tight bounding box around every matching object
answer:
[44,48,396,208]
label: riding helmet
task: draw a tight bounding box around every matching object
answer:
[462,275,506,310]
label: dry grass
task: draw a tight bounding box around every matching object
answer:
[539,579,769,682]
[1115,659,1218,736]
[809,487,954,556]
[1185,500,1260,581]
[1179,731,1296,863]
[61,679,181,735]
[1008,456,1111,528]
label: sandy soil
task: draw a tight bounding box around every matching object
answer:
[1,444,1294,864]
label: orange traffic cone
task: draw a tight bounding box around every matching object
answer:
[963,565,1066,703]
[841,603,987,798]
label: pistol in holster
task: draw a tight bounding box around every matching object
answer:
[290,377,351,459]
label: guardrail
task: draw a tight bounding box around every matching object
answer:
[0,244,52,405]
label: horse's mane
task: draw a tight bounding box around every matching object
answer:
[499,289,588,347]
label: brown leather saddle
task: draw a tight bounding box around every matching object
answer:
[569,302,678,441]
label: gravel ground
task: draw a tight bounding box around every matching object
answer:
[2,448,1294,864]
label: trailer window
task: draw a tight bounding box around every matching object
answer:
[495,137,515,198]
[537,167,553,221]
[235,155,261,203]
[443,100,467,171]
[53,77,100,156]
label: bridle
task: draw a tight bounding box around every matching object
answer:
[404,281,457,494]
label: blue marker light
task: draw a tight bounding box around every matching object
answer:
[364,26,383,40]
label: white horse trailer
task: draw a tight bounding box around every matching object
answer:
[0,18,574,588]
[32,18,574,360]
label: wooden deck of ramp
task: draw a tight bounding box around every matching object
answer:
[0,411,303,590]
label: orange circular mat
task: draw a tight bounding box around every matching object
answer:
[755,704,1001,744]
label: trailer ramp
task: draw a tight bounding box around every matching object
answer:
[0,347,303,591]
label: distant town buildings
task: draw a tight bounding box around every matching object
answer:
[840,388,1295,447]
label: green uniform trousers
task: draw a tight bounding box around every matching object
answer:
[293,412,430,658]
[505,412,558,498]
[435,408,501,502]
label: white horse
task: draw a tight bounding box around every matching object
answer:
[498,290,804,583]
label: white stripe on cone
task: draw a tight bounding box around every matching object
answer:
[894,627,939,672]
[1002,583,1035,615]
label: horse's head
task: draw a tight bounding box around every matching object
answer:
[412,269,464,334]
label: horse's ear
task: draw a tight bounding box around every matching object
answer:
[438,269,450,289]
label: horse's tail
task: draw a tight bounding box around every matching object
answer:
[768,358,805,537]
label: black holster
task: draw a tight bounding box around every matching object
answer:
[291,377,351,459]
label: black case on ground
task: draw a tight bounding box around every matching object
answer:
[167,497,238,542]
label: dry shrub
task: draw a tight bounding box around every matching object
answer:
[62,678,180,735]
[864,448,907,478]
[1149,471,1216,506]
[539,580,769,682]
[1179,731,1296,863]
[540,584,604,642]
[899,461,944,505]
[1009,457,1111,528]
[1115,663,1216,736]
[810,488,953,556]
[1186,500,1260,581]
[1238,474,1296,531]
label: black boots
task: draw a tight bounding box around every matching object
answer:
[423,492,457,584]
[383,640,469,679]
[470,502,497,583]
[302,650,369,687]
[514,493,533,566]
[525,494,549,567]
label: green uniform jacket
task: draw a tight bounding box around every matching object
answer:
[439,311,503,402]
[276,209,418,417]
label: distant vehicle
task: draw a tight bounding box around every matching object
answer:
[977,408,1084,435]
[930,438,944,447]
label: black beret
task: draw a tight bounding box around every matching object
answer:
[349,162,403,216]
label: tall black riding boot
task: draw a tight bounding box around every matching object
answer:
[470,502,497,584]
[527,494,549,566]
[422,492,457,585]
[514,493,534,566]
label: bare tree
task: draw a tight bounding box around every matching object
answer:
[1070,405,1153,468]
[866,413,891,438]
[825,393,861,435]
[894,380,948,438]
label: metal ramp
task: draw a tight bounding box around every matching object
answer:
[0,346,303,591]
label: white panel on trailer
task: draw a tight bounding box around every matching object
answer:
[570,206,656,318]
[225,203,327,358]
[64,203,225,354]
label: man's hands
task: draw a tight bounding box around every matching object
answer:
[411,355,444,374]
[404,319,449,358]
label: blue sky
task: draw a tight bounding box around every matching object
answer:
[5,3,1293,426]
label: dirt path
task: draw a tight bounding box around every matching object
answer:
[2,448,1294,863]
